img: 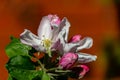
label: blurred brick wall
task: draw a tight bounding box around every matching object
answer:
[0,0,118,80]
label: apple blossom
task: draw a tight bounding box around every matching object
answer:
[20,14,70,56]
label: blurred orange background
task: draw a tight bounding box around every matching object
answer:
[0,0,120,80]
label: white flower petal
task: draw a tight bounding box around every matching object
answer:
[76,37,93,52]
[51,26,60,41]
[56,32,80,54]
[77,52,97,63]
[37,16,53,40]
[52,17,70,43]
[20,29,45,51]
[56,32,65,55]
[58,17,70,42]
[64,42,80,53]
[52,18,70,54]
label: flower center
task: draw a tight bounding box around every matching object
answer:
[42,39,52,57]
[43,39,52,48]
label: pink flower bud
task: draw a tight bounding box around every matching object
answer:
[69,35,81,43]
[59,53,78,69]
[48,14,61,27]
[79,65,89,78]
[70,65,89,79]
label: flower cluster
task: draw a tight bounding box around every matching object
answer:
[6,14,97,80]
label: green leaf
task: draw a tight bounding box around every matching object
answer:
[8,75,13,80]
[8,67,42,80]
[6,55,43,80]
[6,55,35,69]
[5,37,31,58]
[41,71,51,80]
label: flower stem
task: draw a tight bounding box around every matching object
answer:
[55,70,71,73]
[36,58,45,71]
[28,54,45,71]
[47,48,52,57]
[47,67,59,72]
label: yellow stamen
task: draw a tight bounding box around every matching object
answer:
[43,39,52,48]
[43,39,52,57]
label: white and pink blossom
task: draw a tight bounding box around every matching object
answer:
[20,14,70,55]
